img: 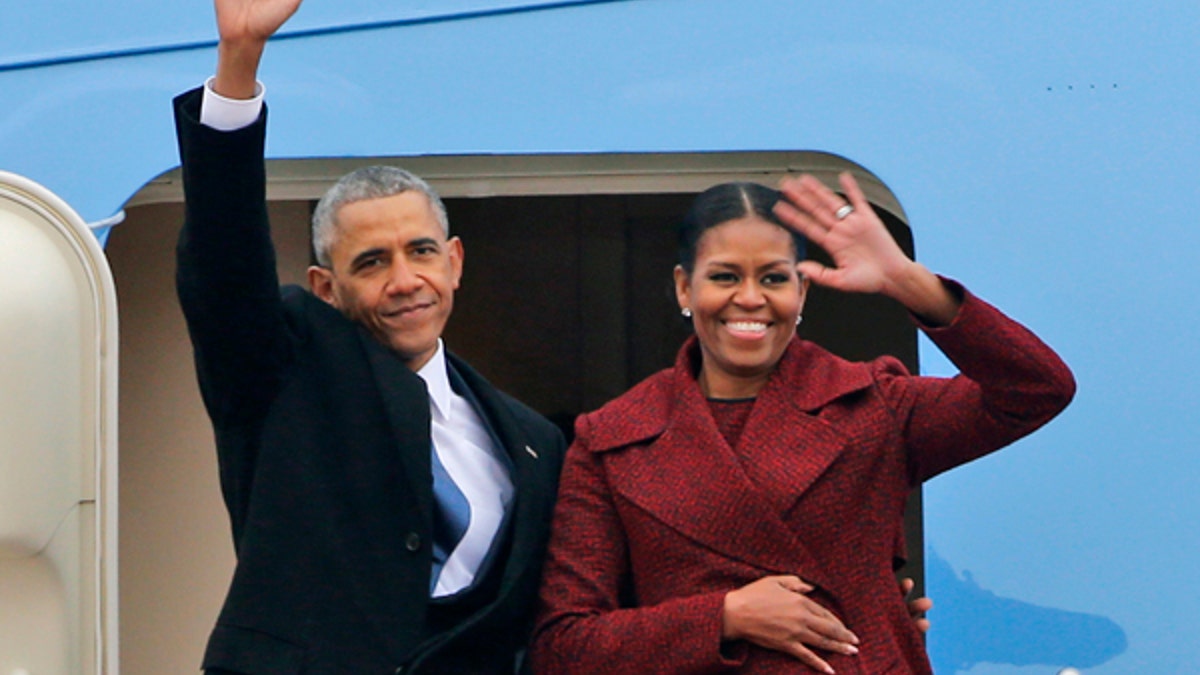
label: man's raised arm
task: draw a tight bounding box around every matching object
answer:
[211,0,302,99]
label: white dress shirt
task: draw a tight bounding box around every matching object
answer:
[417,340,514,597]
[199,77,264,131]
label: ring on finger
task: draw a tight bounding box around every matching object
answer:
[835,204,854,220]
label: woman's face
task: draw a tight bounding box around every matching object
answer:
[675,216,809,399]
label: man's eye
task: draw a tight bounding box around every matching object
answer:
[355,258,385,271]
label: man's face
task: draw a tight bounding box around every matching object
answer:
[308,191,463,371]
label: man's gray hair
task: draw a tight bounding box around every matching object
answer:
[311,165,449,267]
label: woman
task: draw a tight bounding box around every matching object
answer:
[530,173,1075,674]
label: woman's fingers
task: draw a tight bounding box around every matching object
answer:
[774,196,829,242]
[776,171,920,296]
[782,642,837,675]
[723,575,860,670]
[793,595,859,649]
[779,174,845,224]
[776,575,815,594]
[838,171,871,213]
[776,171,872,233]
[796,259,838,287]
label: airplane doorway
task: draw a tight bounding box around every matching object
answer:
[110,151,921,673]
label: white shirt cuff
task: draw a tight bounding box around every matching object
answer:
[199,76,266,132]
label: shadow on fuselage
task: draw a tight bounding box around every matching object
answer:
[926,547,1127,673]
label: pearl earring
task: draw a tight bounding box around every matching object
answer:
[795,314,803,326]
[681,307,693,318]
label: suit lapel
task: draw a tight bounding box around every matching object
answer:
[355,343,555,655]
[445,354,556,596]
[443,360,518,584]
[445,361,514,473]
[361,331,434,523]
[352,331,435,658]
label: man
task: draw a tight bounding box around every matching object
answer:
[174,0,564,672]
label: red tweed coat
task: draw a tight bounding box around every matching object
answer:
[531,286,1074,674]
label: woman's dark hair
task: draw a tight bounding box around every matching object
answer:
[677,182,807,273]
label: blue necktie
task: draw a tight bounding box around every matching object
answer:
[429,443,471,594]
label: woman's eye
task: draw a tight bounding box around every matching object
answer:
[708,272,737,283]
[763,273,790,285]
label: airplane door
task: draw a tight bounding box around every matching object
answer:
[0,171,119,674]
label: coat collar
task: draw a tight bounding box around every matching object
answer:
[582,335,878,592]
[585,335,875,453]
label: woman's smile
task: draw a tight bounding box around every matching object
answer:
[722,319,772,339]
[675,215,808,399]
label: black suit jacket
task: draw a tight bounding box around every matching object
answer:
[173,88,565,674]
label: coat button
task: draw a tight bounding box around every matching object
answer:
[393,667,405,675]
[404,532,421,552]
